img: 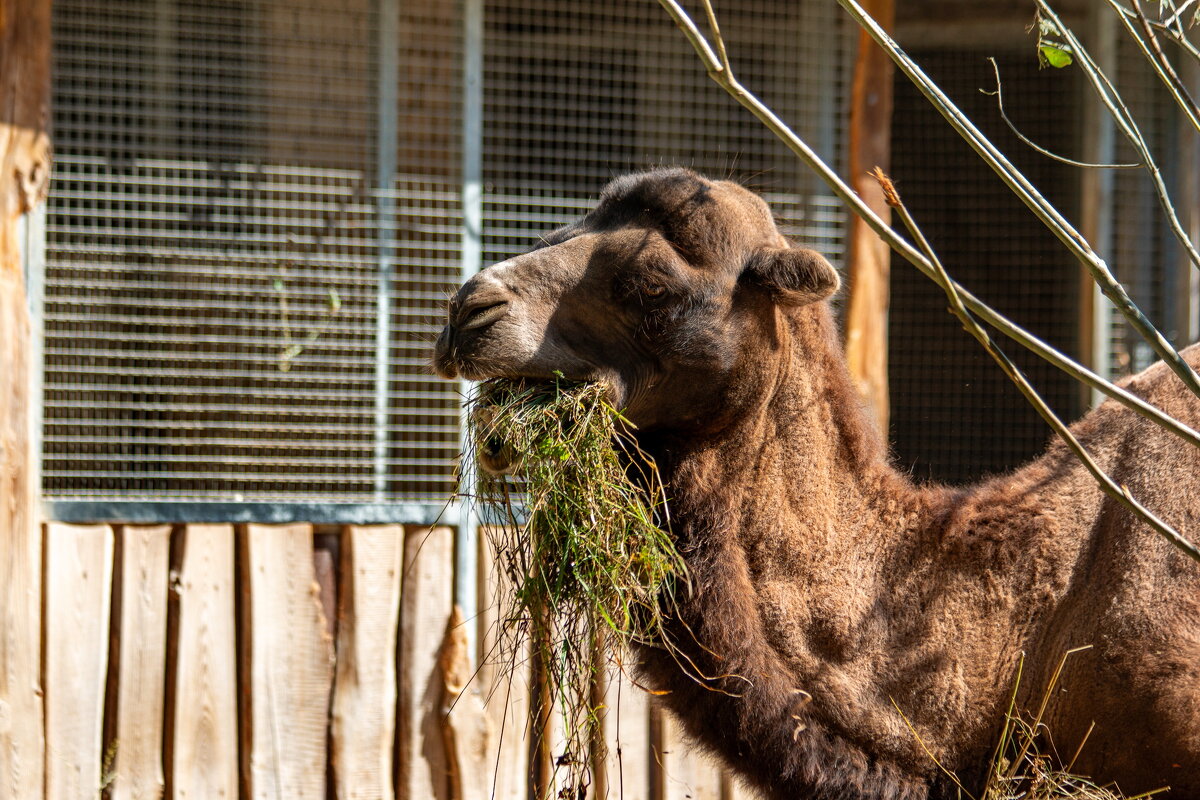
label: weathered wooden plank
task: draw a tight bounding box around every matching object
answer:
[396,525,453,800]
[0,276,44,800]
[600,657,651,800]
[722,771,763,800]
[167,524,237,800]
[653,709,722,800]
[439,605,492,800]
[43,522,114,800]
[106,524,172,800]
[476,528,529,800]
[240,523,333,800]
[0,0,52,232]
[0,2,51,796]
[843,0,896,432]
[330,524,403,800]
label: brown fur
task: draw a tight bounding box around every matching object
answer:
[435,169,1200,800]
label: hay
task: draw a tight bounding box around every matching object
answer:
[902,649,1169,800]
[465,375,686,795]
[979,651,1168,800]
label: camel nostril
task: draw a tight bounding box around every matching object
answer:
[457,299,510,332]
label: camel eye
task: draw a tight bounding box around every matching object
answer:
[643,283,667,299]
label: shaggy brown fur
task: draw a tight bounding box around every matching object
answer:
[434,168,1200,800]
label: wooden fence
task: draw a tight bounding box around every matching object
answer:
[31,521,757,800]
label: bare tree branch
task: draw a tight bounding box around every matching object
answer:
[656,0,1200,562]
[983,58,1141,169]
[877,169,1200,564]
[839,0,1200,397]
[1034,1,1200,279]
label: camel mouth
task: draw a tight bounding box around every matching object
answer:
[469,376,619,477]
[475,418,520,475]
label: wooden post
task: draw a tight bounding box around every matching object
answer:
[843,0,895,433]
[0,1,51,797]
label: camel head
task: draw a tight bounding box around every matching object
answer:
[433,168,839,433]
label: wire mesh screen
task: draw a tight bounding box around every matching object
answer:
[888,49,1083,484]
[480,0,853,269]
[1107,31,1189,377]
[44,0,851,513]
[46,0,462,504]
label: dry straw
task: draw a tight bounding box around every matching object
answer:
[465,375,687,795]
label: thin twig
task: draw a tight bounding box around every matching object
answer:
[983,57,1141,169]
[655,0,1200,563]
[877,170,1200,564]
[843,0,1200,397]
[1114,0,1200,63]
[653,0,1200,453]
[1036,1,1200,276]
[699,0,730,75]
[1113,0,1200,133]
[1162,0,1198,28]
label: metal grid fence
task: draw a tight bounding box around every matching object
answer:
[43,0,853,521]
[888,48,1084,484]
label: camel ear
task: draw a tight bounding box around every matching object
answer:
[745,246,840,306]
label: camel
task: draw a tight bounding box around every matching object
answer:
[433,168,1200,800]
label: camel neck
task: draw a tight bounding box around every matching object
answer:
[649,302,939,560]
[632,303,959,800]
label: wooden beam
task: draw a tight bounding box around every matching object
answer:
[331,524,403,800]
[843,0,896,433]
[599,657,650,800]
[166,524,238,800]
[106,525,172,800]
[476,527,529,800]
[652,711,722,800]
[43,523,115,800]
[240,523,333,800]
[396,525,453,800]
[438,605,491,800]
[0,1,51,796]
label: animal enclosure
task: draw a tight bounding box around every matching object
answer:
[22,1,854,797]
[6,0,1197,797]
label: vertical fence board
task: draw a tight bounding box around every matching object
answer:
[600,662,650,800]
[107,524,171,800]
[654,711,722,800]
[0,0,51,785]
[43,522,114,800]
[240,523,333,800]
[168,523,237,800]
[439,605,492,800]
[722,772,762,800]
[476,529,528,800]
[397,525,453,800]
[331,524,403,800]
[0,279,43,799]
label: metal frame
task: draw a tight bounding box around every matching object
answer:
[455,0,484,639]
[42,499,456,526]
[1080,4,1117,405]
[374,0,399,501]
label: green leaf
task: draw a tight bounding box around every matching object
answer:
[1038,43,1073,68]
[327,289,342,311]
[273,278,285,291]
